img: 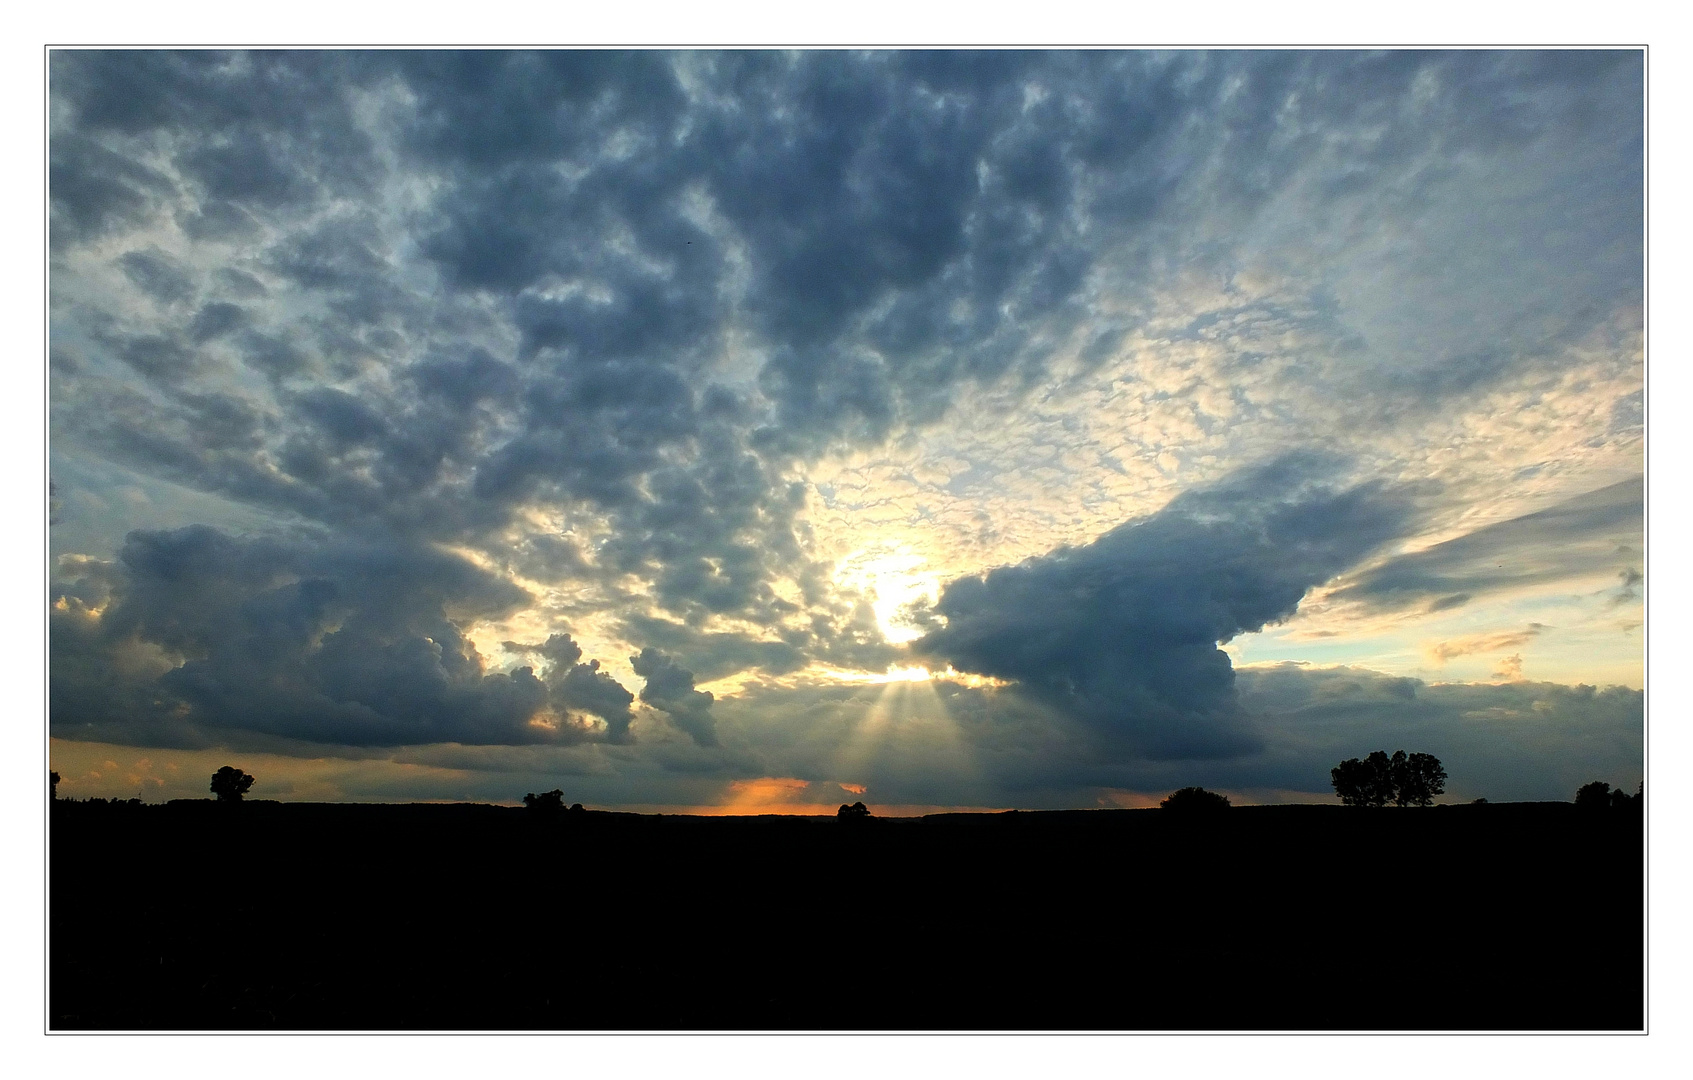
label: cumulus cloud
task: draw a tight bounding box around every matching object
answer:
[912,455,1412,759]
[533,633,637,743]
[49,526,636,749]
[631,648,718,747]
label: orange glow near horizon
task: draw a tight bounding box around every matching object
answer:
[682,776,867,816]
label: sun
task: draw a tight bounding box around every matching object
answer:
[833,544,941,644]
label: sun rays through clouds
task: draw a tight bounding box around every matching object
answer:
[49,50,1642,808]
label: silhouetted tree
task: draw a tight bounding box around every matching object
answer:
[1575,780,1639,811]
[524,789,566,814]
[1160,786,1230,812]
[1332,751,1395,807]
[1390,751,1448,807]
[210,766,254,802]
[1574,780,1610,808]
[51,770,60,800]
[1334,750,1445,807]
[838,801,871,819]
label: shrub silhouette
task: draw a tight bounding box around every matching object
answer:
[838,801,871,819]
[210,766,254,802]
[51,770,60,800]
[1160,786,1230,812]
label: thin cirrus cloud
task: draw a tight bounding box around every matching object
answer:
[1329,478,1642,616]
[48,50,1642,807]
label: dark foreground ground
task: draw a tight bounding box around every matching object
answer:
[50,800,1643,1031]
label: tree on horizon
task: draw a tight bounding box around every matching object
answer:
[1333,750,1444,807]
[1160,786,1230,812]
[1390,751,1448,807]
[525,789,582,816]
[1576,780,1640,810]
[211,766,254,802]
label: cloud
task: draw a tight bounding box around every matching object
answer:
[912,455,1412,759]
[49,655,1643,810]
[539,634,636,744]
[613,613,809,681]
[631,648,718,747]
[1493,654,1525,681]
[1332,478,1641,613]
[1612,565,1642,606]
[1227,664,1641,803]
[1425,624,1547,664]
[49,525,638,749]
[50,53,1643,589]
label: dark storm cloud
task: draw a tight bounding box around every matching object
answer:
[1331,477,1642,613]
[913,456,1412,759]
[49,525,640,749]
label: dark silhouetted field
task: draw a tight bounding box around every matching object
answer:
[49,800,1642,1030]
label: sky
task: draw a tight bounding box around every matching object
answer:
[46,49,1645,811]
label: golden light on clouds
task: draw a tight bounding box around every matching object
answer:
[813,664,1008,688]
[832,544,941,644]
[1426,626,1546,665]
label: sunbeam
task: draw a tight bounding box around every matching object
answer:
[829,671,980,804]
